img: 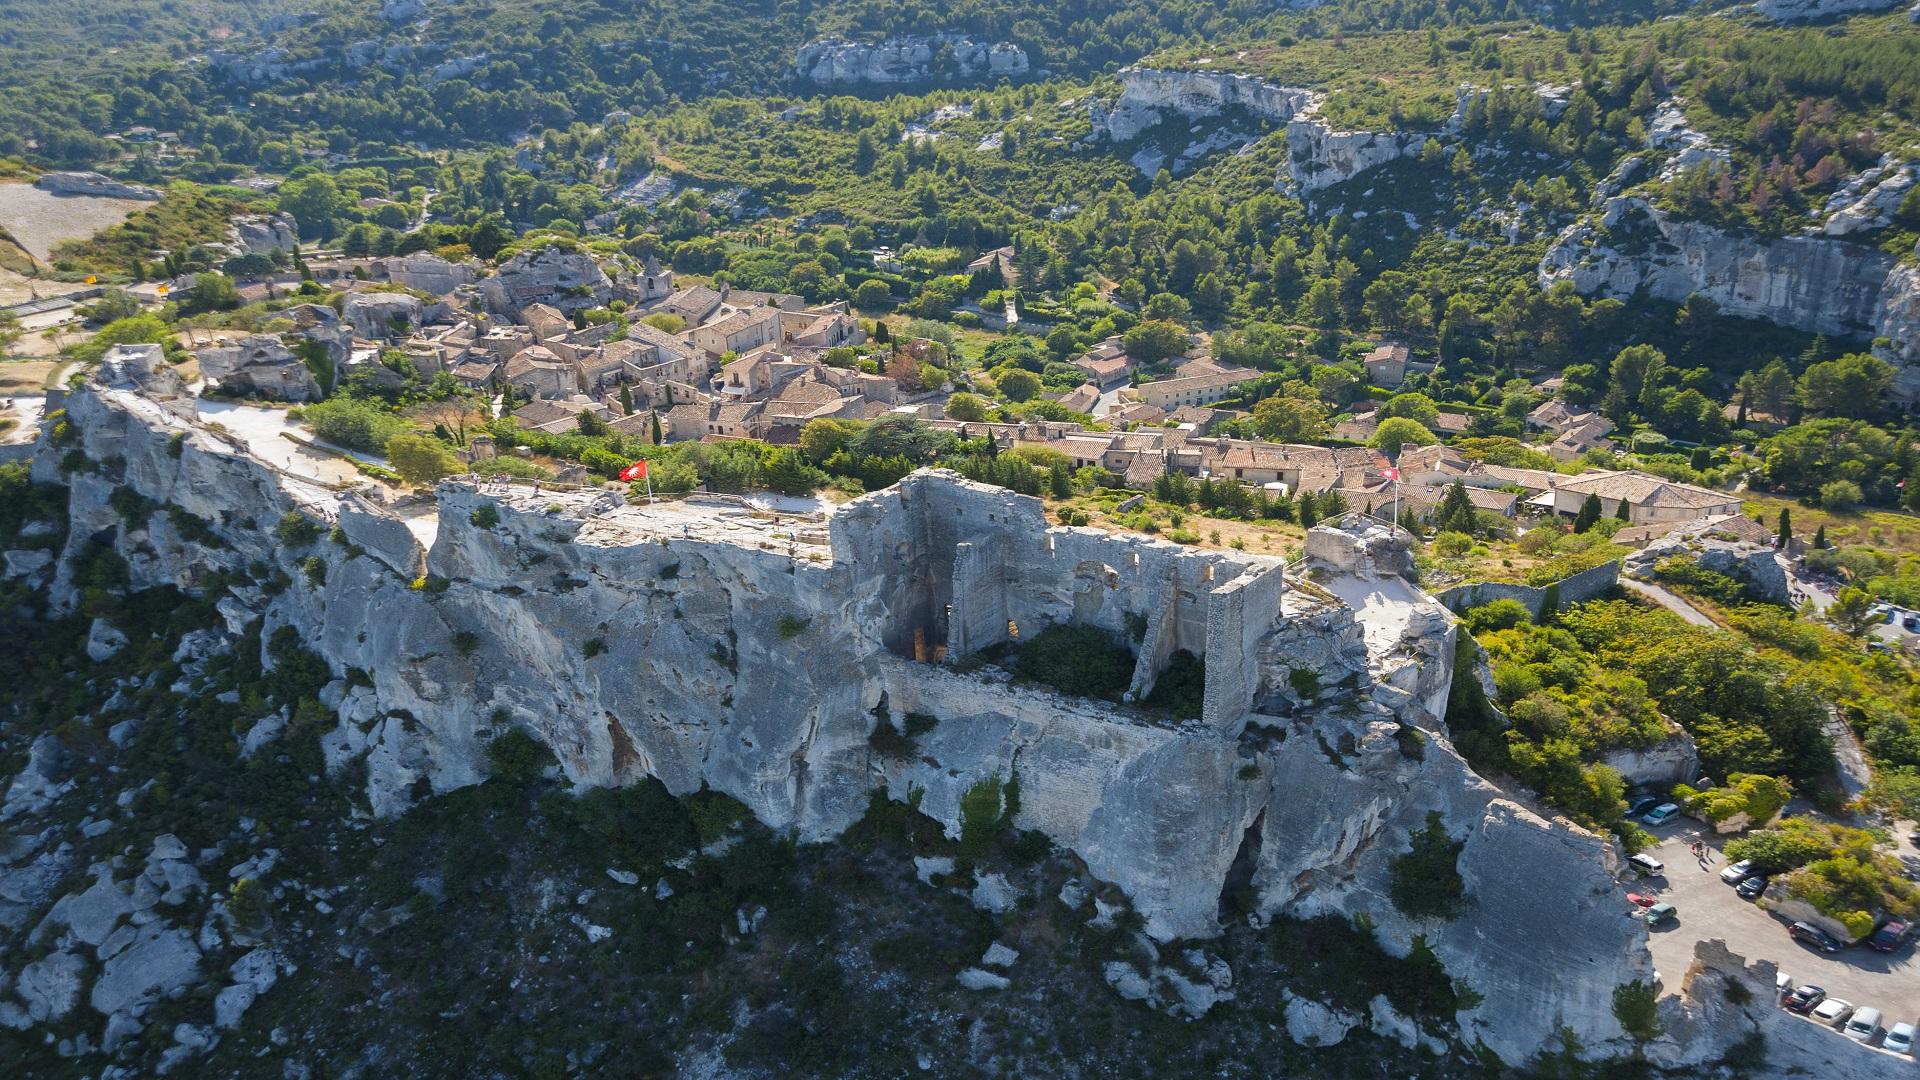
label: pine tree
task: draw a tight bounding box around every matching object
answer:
[1049,463,1071,499]
[1437,481,1476,535]
[1298,490,1320,528]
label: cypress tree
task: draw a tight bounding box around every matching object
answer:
[1777,508,1791,547]
[1573,493,1602,533]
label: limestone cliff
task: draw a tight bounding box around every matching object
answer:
[794,36,1029,86]
[33,384,1659,1063]
[1539,196,1920,381]
[1092,68,1425,192]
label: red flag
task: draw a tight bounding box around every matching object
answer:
[619,460,649,482]
[1382,467,1399,481]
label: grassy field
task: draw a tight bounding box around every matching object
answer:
[1744,492,1920,556]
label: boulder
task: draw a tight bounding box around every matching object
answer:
[980,942,1019,968]
[1102,961,1152,1001]
[86,618,129,661]
[1282,991,1359,1047]
[33,172,161,200]
[195,335,322,402]
[343,291,431,340]
[16,951,88,1023]
[955,967,1010,991]
[481,247,613,317]
[212,983,256,1029]
[89,924,201,1017]
[969,871,1016,913]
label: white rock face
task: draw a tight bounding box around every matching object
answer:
[380,253,476,296]
[1100,68,1315,143]
[33,172,162,201]
[34,385,1664,1063]
[1282,991,1359,1047]
[795,36,1029,86]
[1540,197,1920,375]
[1283,120,1423,193]
[481,247,613,317]
[1751,0,1902,19]
[16,952,87,1023]
[89,924,200,1017]
[342,290,440,340]
[225,213,299,256]
[85,618,129,662]
[194,335,322,402]
[1821,160,1914,236]
[955,967,1010,991]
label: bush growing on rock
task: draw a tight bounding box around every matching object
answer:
[1388,811,1467,920]
[1012,624,1134,698]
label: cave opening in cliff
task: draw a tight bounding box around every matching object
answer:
[1218,808,1265,922]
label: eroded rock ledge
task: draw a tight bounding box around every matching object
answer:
[30,381,1657,1062]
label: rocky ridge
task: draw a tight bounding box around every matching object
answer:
[8,381,1728,1063]
[794,36,1030,86]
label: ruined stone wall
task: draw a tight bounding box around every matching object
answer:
[1437,559,1621,616]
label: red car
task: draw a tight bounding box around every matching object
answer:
[1626,892,1656,908]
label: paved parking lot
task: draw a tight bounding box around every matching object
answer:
[1627,819,1920,1045]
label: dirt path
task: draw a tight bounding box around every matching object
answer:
[1621,576,1716,627]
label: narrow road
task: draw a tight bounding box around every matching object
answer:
[1620,576,1716,627]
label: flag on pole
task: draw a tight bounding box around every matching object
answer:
[1381,467,1399,481]
[619,461,649,482]
[83,275,96,285]
[156,283,170,295]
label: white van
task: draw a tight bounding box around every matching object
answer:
[1844,1006,1883,1043]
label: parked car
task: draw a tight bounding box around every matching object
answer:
[1629,853,1665,877]
[1811,997,1855,1027]
[1641,803,1681,826]
[1628,795,1665,818]
[1869,919,1910,952]
[1626,892,1656,908]
[1844,1006,1884,1043]
[1903,613,1919,632]
[1720,859,1756,884]
[1736,875,1769,900]
[1784,984,1825,1014]
[1885,1021,1915,1055]
[1790,921,1842,953]
[1646,903,1677,926]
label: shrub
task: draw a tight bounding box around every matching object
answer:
[902,712,939,737]
[868,721,917,760]
[583,638,606,659]
[486,730,555,784]
[1013,624,1134,698]
[1389,811,1467,920]
[301,397,413,456]
[276,511,321,547]
[1612,980,1663,1042]
[1463,598,1531,634]
[300,555,326,588]
[776,615,810,640]
[451,630,480,657]
[468,503,500,528]
[958,774,1006,857]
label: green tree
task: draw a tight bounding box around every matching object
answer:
[852,278,891,310]
[1612,980,1662,1043]
[1828,586,1878,636]
[1379,392,1440,425]
[1370,417,1436,456]
[386,433,460,487]
[1572,493,1603,534]
[1776,508,1790,547]
[1121,320,1188,365]
[1435,482,1478,536]
[945,392,990,421]
[1249,394,1329,442]
[1799,353,1894,420]
[278,174,353,241]
[997,369,1043,402]
[764,448,825,496]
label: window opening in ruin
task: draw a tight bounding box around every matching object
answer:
[1203,565,1216,583]
[1106,569,1118,588]
[1129,552,1140,569]
[1007,620,1020,639]
[944,604,953,624]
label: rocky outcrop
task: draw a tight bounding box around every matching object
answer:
[1097,68,1314,143]
[194,336,322,402]
[795,36,1029,86]
[481,247,613,317]
[379,252,475,296]
[342,289,444,339]
[30,384,1664,1064]
[33,172,162,201]
[1648,939,1910,1078]
[225,212,298,256]
[1821,159,1914,236]
[1540,197,1920,371]
[1625,526,1790,604]
[1751,0,1903,20]
[1283,120,1423,193]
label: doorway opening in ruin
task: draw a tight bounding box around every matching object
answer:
[1218,808,1265,922]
